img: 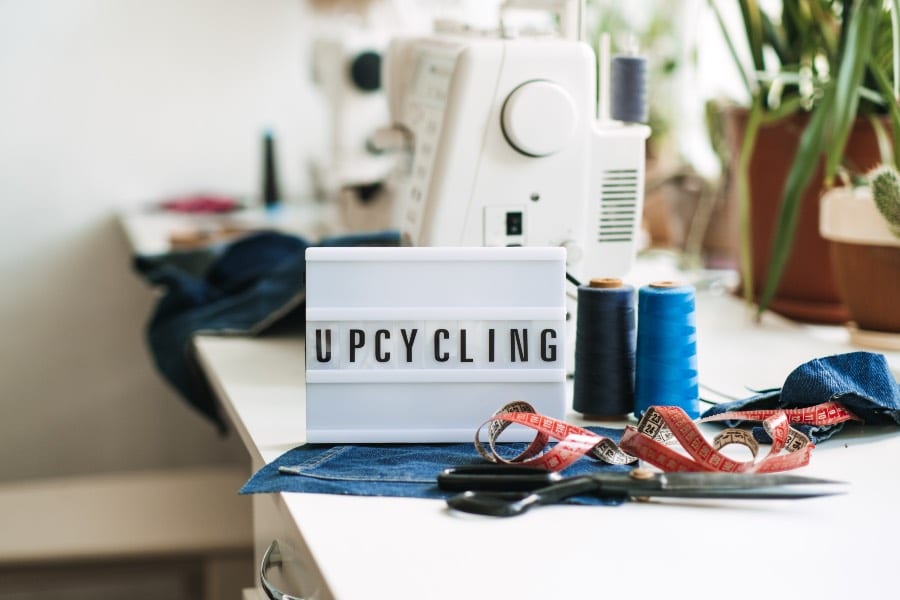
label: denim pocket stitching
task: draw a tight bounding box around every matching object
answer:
[286,446,436,483]
[285,471,435,484]
[293,446,349,470]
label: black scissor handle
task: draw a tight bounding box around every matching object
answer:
[437,464,563,492]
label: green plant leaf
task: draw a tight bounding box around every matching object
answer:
[757,1,878,315]
[806,0,838,62]
[760,10,791,66]
[760,95,804,124]
[839,0,854,57]
[738,98,764,304]
[756,89,834,316]
[869,60,900,169]
[869,113,894,167]
[825,0,879,180]
[708,0,754,96]
[893,0,900,98]
[739,0,766,75]
[782,1,812,64]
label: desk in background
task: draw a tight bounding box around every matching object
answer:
[119,203,336,258]
[195,286,900,600]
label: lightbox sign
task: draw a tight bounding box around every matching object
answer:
[304,247,567,443]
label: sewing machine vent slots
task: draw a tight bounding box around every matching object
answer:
[598,169,639,244]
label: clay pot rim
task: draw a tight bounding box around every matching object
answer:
[820,187,900,248]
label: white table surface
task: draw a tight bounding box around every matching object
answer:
[119,203,337,257]
[195,288,900,600]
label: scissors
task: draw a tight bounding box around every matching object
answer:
[440,465,846,517]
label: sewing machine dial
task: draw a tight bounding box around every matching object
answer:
[501,80,577,157]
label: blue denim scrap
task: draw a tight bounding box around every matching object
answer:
[702,352,900,444]
[240,426,631,505]
[134,230,401,428]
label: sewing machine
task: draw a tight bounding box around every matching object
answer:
[307,1,502,233]
[376,14,650,283]
[309,24,396,232]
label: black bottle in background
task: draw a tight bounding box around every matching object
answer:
[262,130,281,209]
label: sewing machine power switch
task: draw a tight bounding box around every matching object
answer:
[485,205,526,246]
[506,211,523,236]
[501,80,577,157]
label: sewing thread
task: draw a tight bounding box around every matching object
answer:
[611,55,648,124]
[573,278,636,417]
[634,281,699,419]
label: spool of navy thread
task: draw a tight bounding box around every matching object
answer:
[573,278,636,418]
[634,281,699,419]
[611,55,648,124]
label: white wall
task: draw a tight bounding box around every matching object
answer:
[0,0,322,482]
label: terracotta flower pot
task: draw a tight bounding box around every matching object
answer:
[723,108,884,323]
[820,187,900,349]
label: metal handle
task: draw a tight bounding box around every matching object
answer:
[260,540,305,600]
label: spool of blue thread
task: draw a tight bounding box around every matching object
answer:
[573,278,636,418]
[634,281,699,419]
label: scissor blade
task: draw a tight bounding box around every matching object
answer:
[653,472,845,491]
[582,471,847,500]
[640,487,845,500]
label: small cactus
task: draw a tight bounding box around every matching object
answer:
[869,164,900,238]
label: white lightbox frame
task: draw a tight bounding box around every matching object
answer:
[305,246,567,442]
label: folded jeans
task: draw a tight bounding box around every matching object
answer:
[702,351,900,443]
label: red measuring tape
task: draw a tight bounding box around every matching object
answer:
[475,401,860,473]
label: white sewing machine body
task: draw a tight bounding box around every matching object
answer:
[311,29,394,192]
[383,29,650,282]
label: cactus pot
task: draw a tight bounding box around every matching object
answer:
[820,187,900,349]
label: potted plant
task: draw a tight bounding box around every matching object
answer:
[820,165,900,348]
[710,0,900,322]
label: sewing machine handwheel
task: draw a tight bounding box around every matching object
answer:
[501,80,577,157]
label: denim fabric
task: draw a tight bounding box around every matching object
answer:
[240,426,631,505]
[134,230,401,428]
[702,352,900,443]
